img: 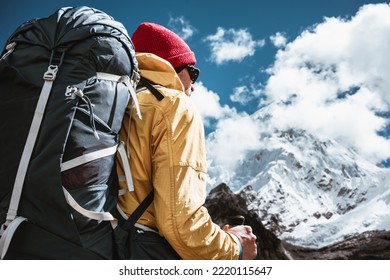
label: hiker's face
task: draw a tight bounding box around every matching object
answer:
[177,68,195,96]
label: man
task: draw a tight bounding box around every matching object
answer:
[117,22,257,259]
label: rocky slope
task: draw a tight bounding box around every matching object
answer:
[205,183,288,260]
[205,183,390,260]
[282,230,390,260]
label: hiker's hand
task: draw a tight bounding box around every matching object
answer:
[224,224,257,260]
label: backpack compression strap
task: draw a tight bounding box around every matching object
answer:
[95,72,139,195]
[0,216,27,259]
[61,73,140,224]
[0,50,64,259]
[96,72,142,120]
[3,51,64,228]
[61,144,119,172]
[62,187,118,228]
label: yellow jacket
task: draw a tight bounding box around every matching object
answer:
[117,53,240,259]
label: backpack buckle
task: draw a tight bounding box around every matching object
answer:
[0,42,17,61]
[130,69,140,88]
[43,65,59,81]
[0,223,6,236]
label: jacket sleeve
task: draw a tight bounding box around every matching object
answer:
[151,94,240,260]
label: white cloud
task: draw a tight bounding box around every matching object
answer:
[206,113,263,169]
[264,3,390,162]
[270,32,287,48]
[230,83,263,105]
[191,82,262,169]
[191,82,234,126]
[205,27,265,64]
[230,86,250,104]
[168,16,196,40]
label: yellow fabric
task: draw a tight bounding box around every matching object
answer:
[117,53,239,260]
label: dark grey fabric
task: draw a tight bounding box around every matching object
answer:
[126,227,181,260]
[0,6,137,259]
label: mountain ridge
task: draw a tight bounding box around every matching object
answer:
[206,118,390,248]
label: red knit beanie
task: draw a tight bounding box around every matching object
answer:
[131,22,196,69]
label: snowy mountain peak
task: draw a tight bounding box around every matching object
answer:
[207,117,390,248]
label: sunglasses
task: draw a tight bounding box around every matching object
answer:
[176,65,200,83]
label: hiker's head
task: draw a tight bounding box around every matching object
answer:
[131,22,199,96]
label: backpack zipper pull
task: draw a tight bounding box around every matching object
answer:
[72,87,100,140]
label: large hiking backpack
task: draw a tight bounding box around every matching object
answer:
[0,6,141,259]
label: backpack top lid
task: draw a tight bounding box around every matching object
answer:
[4,6,138,75]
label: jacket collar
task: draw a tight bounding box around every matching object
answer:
[135,52,184,92]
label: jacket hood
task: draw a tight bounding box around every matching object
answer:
[136,52,184,92]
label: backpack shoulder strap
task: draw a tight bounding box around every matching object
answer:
[116,77,159,231]
[139,76,164,101]
[119,190,154,232]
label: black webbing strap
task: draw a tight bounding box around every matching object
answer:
[120,190,154,231]
[117,77,160,231]
[139,76,164,101]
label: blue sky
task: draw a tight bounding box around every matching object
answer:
[2,0,390,166]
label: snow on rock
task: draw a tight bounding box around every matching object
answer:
[206,110,390,248]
